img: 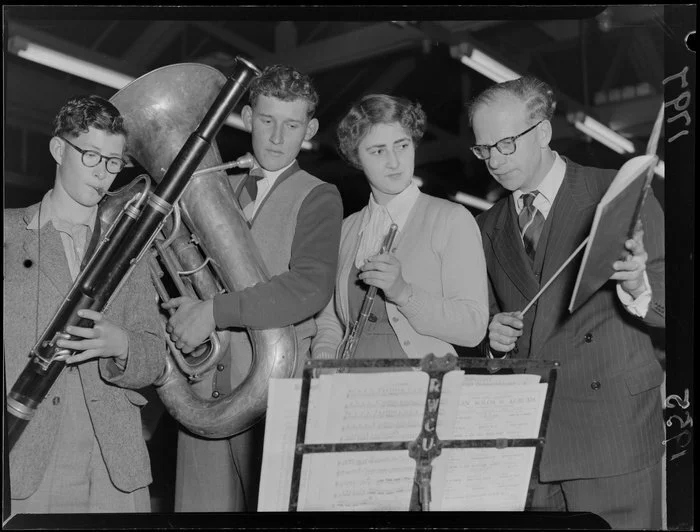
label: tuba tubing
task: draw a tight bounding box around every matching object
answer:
[6,59,261,450]
[110,61,298,439]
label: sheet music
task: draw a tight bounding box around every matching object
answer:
[298,372,432,511]
[432,380,548,511]
[323,371,430,442]
[432,447,537,511]
[450,383,548,440]
[299,451,417,511]
[257,378,330,511]
[258,371,549,512]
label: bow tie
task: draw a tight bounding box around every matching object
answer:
[244,168,265,201]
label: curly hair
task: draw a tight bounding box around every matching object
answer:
[52,95,126,139]
[248,64,319,119]
[467,76,556,127]
[336,94,427,170]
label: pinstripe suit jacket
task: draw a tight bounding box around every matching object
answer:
[4,202,167,498]
[476,159,665,481]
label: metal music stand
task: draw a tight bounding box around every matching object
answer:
[287,354,559,512]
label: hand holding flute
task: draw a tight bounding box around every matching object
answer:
[338,224,399,364]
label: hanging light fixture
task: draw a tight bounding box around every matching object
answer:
[8,35,316,150]
[450,43,521,83]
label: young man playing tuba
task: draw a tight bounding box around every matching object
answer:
[164,64,343,512]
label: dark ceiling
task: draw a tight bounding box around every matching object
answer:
[4,5,669,216]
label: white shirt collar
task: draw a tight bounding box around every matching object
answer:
[512,151,566,219]
[362,180,421,234]
[256,159,296,186]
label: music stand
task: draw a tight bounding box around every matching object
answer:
[287,354,558,511]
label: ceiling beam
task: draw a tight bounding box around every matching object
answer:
[255,22,425,74]
[598,39,629,93]
[123,21,187,68]
[190,21,271,60]
[535,20,580,42]
[416,123,466,165]
[629,29,664,88]
[364,57,416,94]
[275,21,297,54]
[594,94,664,134]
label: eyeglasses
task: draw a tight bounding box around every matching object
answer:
[61,137,127,174]
[471,120,544,160]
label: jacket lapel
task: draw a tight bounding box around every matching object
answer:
[529,161,599,357]
[21,210,74,299]
[490,199,540,302]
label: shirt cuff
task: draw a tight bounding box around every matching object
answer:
[313,351,337,360]
[617,271,652,318]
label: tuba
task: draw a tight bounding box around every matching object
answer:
[6,59,297,449]
[108,62,298,439]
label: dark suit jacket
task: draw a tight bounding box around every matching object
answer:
[4,202,166,498]
[476,158,665,482]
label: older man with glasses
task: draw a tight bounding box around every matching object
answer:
[468,76,666,529]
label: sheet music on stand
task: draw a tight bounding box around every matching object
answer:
[257,355,558,512]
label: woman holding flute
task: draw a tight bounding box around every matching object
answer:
[312,94,489,370]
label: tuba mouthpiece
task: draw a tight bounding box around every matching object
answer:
[234,153,256,169]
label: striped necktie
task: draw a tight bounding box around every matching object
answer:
[518,191,545,262]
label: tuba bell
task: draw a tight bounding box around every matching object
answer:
[6,59,267,450]
[108,62,298,439]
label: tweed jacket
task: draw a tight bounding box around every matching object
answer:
[4,202,166,498]
[476,158,665,482]
[313,191,489,360]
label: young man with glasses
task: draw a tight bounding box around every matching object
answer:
[4,95,166,513]
[468,76,665,529]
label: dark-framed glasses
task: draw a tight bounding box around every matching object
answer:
[471,120,544,160]
[61,137,127,174]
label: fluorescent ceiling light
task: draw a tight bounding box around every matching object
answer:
[455,45,520,83]
[451,192,493,211]
[573,115,636,155]
[8,35,315,150]
[10,36,134,89]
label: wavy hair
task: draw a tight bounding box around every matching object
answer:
[248,64,319,119]
[52,95,126,139]
[467,76,556,126]
[336,94,427,170]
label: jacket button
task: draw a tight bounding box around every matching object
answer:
[403,340,410,346]
[52,397,60,405]
[392,317,399,323]
[217,364,225,371]
[584,333,593,343]
[591,380,601,390]
[368,314,377,323]
[23,259,33,268]
[212,390,220,398]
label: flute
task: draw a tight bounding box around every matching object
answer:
[338,224,399,368]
